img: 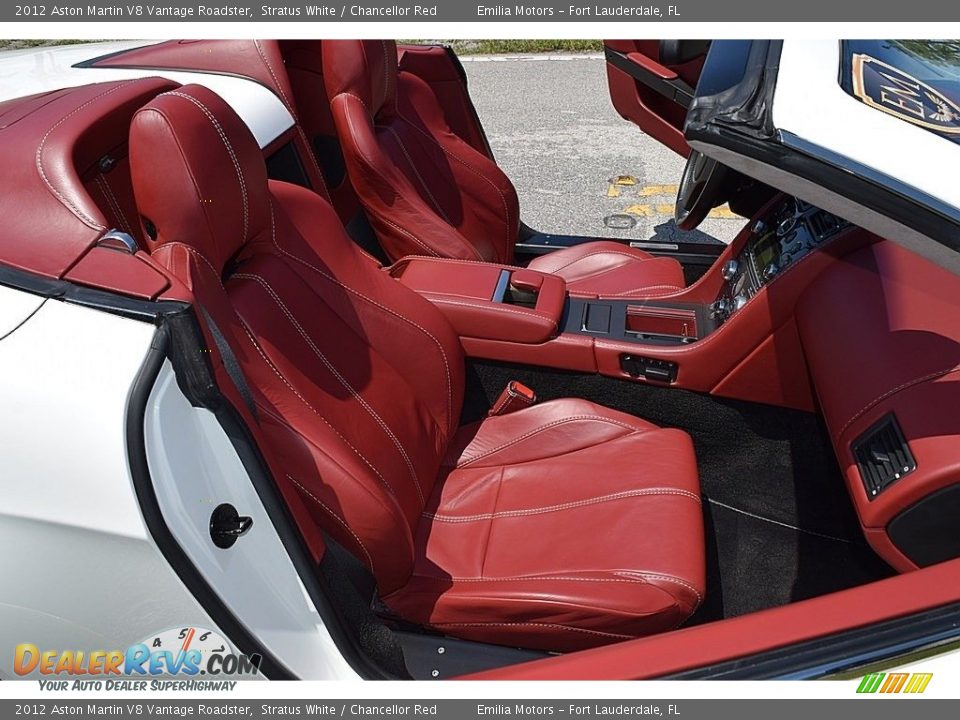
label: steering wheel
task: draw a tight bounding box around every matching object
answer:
[675,149,728,231]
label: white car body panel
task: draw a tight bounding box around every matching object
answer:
[773,39,960,215]
[144,362,361,680]
[0,293,219,678]
[0,295,155,538]
[0,41,293,149]
[0,283,45,339]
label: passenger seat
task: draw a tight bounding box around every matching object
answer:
[128,84,705,652]
[320,40,687,297]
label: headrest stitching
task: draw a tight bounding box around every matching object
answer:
[159,90,250,247]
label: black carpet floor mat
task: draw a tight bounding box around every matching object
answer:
[464,361,894,622]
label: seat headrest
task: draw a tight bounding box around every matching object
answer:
[129,84,270,270]
[321,40,398,116]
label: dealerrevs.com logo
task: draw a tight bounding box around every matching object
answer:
[14,627,260,690]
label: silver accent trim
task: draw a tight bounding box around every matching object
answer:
[721,259,739,281]
[630,241,680,250]
[98,230,138,254]
[491,269,512,303]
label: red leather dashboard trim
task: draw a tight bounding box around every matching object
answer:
[797,238,960,569]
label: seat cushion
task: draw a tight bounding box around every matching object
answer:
[528,241,685,297]
[383,399,705,652]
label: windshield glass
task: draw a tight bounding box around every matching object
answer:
[841,40,960,144]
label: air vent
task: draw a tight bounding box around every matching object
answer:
[807,210,845,240]
[852,414,916,500]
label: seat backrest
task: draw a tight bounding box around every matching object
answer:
[129,84,465,593]
[322,40,520,265]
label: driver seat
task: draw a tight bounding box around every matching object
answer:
[321,40,686,297]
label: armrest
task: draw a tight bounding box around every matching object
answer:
[389,257,566,344]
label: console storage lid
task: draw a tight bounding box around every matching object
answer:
[390,257,566,344]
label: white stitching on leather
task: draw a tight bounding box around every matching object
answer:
[379,40,392,110]
[152,241,221,278]
[376,125,486,262]
[836,365,960,440]
[397,111,514,252]
[607,284,684,297]
[423,487,701,523]
[235,271,426,507]
[153,243,413,507]
[593,226,858,356]
[95,175,132,233]
[542,250,658,275]
[489,388,513,416]
[380,125,451,224]
[337,90,372,113]
[428,622,634,639]
[288,474,376,574]
[37,81,140,231]
[392,255,509,270]
[235,315,405,505]
[366,205,442,257]
[615,571,703,603]
[457,415,643,468]
[161,90,249,245]
[336,92,468,259]
[252,40,330,196]
[419,293,551,321]
[265,202,456,434]
[253,40,295,110]
[444,574,668,586]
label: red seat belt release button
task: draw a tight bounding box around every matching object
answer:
[489,381,537,417]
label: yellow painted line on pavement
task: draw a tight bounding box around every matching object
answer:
[637,184,679,197]
[605,179,741,219]
[623,202,738,219]
[708,204,739,219]
[606,175,639,197]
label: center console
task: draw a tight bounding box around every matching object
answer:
[391,196,857,402]
[390,257,567,344]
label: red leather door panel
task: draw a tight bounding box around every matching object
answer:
[604,40,708,157]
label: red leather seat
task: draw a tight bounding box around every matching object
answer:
[129,84,704,652]
[321,40,686,297]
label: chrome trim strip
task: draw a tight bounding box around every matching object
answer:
[491,269,511,303]
[98,230,139,254]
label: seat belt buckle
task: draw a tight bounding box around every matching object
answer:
[488,381,537,417]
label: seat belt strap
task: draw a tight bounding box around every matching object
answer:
[199,306,259,422]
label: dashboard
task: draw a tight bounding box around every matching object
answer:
[712,198,848,322]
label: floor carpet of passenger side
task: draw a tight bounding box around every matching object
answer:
[463,361,894,622]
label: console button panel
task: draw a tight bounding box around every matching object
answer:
[712,199,848,323]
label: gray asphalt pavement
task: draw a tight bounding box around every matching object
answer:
[461,53,742,245]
